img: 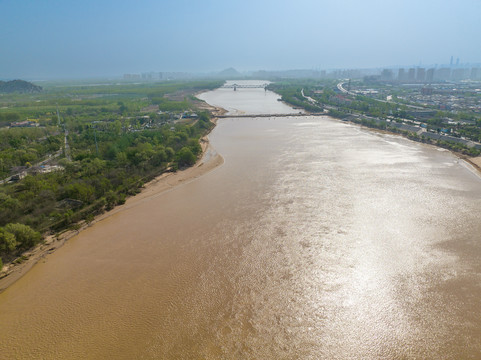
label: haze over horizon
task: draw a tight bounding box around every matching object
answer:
[2,0,481,79]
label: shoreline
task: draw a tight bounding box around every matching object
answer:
[0,103,227,293]
[335,115,481,177]
[293,111,481,178]
[464,155,481,178]
[273,89,481,176]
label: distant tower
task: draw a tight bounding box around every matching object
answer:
[456,58,460,66]
[450,56,453,66]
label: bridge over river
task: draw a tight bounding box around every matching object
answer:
[215,112,316,118]
[220,83,269,91]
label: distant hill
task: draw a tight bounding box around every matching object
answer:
[218,68,241,78]
[0,80,43,93]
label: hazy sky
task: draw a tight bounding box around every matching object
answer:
[1,0,481,79]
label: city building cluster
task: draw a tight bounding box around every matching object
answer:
[378,66,481,83]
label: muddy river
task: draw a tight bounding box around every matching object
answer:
[1,81,481,359]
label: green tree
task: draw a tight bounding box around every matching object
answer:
[177,147,196,166]
[118,101,127,114]
[4,223,42,249]
[115,151,128,166]
[0,228,17,252]
[165,147,175,161]
[111,120,122,135]
[187,139,202,156]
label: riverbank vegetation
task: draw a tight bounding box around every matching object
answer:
[0,80,222,266]
[269,80,481,157]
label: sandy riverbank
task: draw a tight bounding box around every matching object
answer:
[0,107,226,292]
[466,156,481,172]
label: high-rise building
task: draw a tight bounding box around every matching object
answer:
[435,68,451,81]
[452,68,467,81]
[381,69,393,80]
[398,68,405,81]
[426,68,435,83]
[470,68,479,80]
[408,68,416,81]
[416,68,425,82]
[123,74,141,80]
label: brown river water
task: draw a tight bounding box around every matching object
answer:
[1,81,481,359]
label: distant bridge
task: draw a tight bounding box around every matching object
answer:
[220,83,269,91]
[215,113,317,118]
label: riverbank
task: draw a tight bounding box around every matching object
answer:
[269,84,481,175]
[348,119,481,176]
[0,106,226,293]
[466,156,481,169]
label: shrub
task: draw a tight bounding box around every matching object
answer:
[0,228,17,252]
[4,223,42,249]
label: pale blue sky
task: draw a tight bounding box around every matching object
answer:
[1,0,480,79]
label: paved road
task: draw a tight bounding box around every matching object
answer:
[337,81,426,110]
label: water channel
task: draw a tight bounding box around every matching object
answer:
[1,80,481,359]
